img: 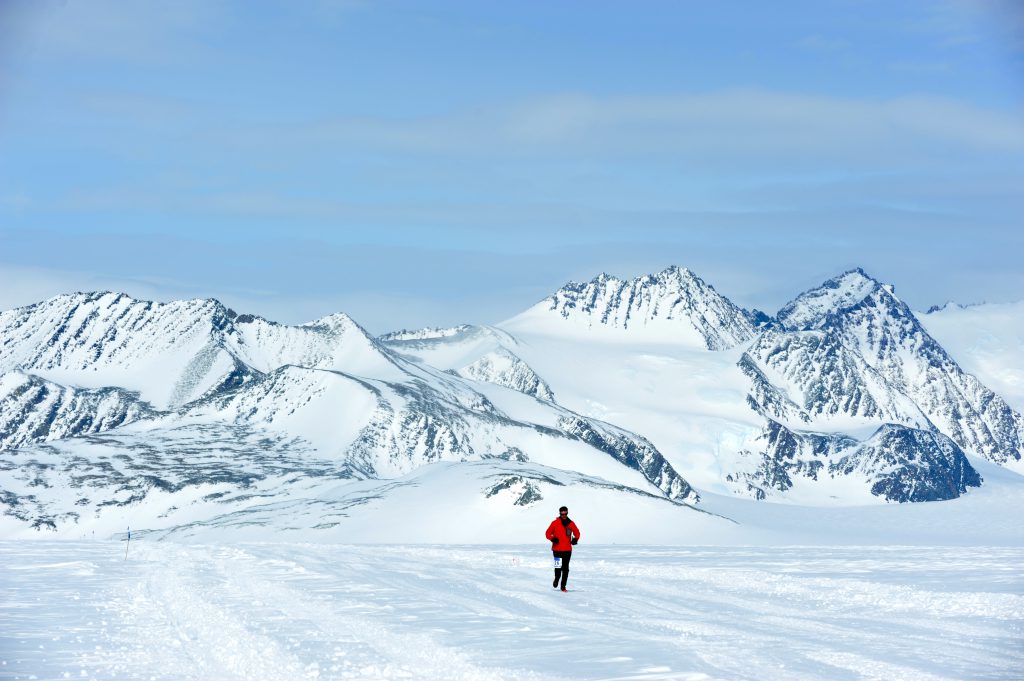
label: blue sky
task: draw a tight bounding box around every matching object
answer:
[1,0,1022,332]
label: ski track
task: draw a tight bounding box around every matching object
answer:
[1,543,1022,680]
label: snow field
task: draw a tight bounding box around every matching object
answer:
[2,542,1021,680]
[920,302,1024,413]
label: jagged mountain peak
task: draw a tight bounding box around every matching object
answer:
[16,291,253,337]
[294,311,392,357]
[567,265,699,292]
[304,311,361,332]
[56,290,128,306]
[512,265,756,350]
[590,271,618,284]
[749,267,1024,474]
[652,264,696,280]
[776,268,900,331]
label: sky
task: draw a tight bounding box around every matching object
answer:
[1,0,1022,333]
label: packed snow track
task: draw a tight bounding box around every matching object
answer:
[2,542,1021,680]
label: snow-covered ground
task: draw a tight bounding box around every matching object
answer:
[2,541,1021,681]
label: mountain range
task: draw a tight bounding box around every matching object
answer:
[1,266,1022,538]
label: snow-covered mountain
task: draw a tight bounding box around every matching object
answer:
[726,269,1024,500]
[514,265,764,350]
[0,292,248,410]
[497,267,1020,503]
[3,266,1024,537]
[743,270,1023,465]
[0,291,404,411]
[0,292,699,536]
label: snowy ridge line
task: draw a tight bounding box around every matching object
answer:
[378,324,549,403]
[453,347,556,402]
[509,265,761,350]
[726,418,981,503]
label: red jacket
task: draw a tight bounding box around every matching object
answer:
[546,517,581,552]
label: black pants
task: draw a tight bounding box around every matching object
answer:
[552,550,572,589]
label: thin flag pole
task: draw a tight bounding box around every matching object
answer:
[124,526,130,561]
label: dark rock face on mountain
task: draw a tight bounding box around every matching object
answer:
[727,419,981,503]
[556,415,698,503]
[743,269,1023,469]
[0,371,155,450]
[839,424,982,502]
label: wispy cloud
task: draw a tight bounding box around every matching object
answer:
[912,0,1024,51]
[195,89,1024,179]
[7,0,224,65]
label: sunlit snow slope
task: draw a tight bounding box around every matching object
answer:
[921,301,1024,413]
[0,291,700,538]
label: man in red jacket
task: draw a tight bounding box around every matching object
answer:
[545,506,581,592]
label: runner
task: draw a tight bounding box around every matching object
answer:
[545,506,581,592]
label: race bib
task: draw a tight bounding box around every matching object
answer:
[553,557,562,568]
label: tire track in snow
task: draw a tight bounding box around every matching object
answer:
[596,564,1018,680]
[90,545,315,680]
[205,545,554,681]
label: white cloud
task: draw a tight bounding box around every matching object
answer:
[9,0,223,64]
[225,90,1024,167]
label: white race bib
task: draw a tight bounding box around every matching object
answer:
[553,557,562,568]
